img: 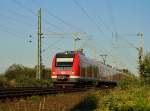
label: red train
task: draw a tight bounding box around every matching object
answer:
[51,50,122,86]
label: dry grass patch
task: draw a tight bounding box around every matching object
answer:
[0,91,92,111]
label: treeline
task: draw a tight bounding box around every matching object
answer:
[0,52,150,87]
[0,64,52,87]
[117,52,150,88]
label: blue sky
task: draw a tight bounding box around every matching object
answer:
[0,0,150,74]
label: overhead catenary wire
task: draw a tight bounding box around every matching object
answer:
[105,0,138,68]
[11,0,66,44]
[73,0,110,50]
[72,0,116,58]
[0,24,27,41]
[1,0,135,73]
[0,7,36,42]
[105,0,117,33]
[29,0,67,32]
[6,8,33,20]
[0,12,34,30]
[45,10,83,32]
[97,16,113,33]
[73,0,107,37]
[72,0,114,66]
[0,1,38,43]
[11,0,127,69]
[31,0,83,31]
[42,38,64,52]
[12,0,36,15]
[44,19,65,32]
[103,0,134,71]
[72,0,125,67]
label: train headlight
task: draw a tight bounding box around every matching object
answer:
[52,72,55,74]
[72,71,75,74]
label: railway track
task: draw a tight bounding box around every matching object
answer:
[0,87,87,100]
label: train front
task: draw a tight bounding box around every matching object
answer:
[51,51,80,85]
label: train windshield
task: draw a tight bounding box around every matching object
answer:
[55,53,75,67]
[56,58,74,67]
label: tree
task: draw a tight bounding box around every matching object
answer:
[5,64,36,80]
[3,64,52,87]
[0,75,9,87]
[139,52,150,82]
[42,67,51,80]
[121,69,132,75]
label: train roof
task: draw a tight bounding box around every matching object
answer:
[56,50,120,72]
[56,50,85,56]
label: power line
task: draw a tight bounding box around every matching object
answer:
[31,0,82,31]
[44,19,65,32]
[0,24,27,41]
[12,0,124,69]
[0,12,34,29]
[12,0,36,15]
[72,0,119,63]
[105,0,117,33]
[73,0,106,36]
[73,0,122,66]
[74,0,122,67]
[104,1,132,70]
[97,16,113,33]
[0,13,35,42]
[29,0,66,32]
[6,8,31,19]
[45,10,83,31]
[43,38,64,52]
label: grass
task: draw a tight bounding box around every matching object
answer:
[0,85,150,111]
[0,91,91,111]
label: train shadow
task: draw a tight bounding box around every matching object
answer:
[70,95,98,111]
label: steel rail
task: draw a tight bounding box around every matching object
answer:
[0,87,87,100]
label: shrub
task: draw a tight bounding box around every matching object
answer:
[0,75,10,87]
[99,87,150,111]
[3,64,52,87]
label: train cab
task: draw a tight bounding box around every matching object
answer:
[51,51,81,84]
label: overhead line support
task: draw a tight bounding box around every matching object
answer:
[35,9,86,80]
[36,8,42,80]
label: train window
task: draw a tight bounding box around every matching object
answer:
[56,58,74,67]
[56,53,74,58]
[57,58,73,62]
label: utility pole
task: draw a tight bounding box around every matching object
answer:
[100,54,108,64]
[113,32,144,77]
[137,32,144,62]
[43,32,85,51]
[36,8,42,80]
[113,32,144,63]
[35,9,86,80]
[137,32,144,78]
[74,37,81,51]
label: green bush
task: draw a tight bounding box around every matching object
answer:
[16,77,52,87]
[99,87,150,111]
[0,75,10,87]
[117,81,129,90]
[2,64,52,87]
